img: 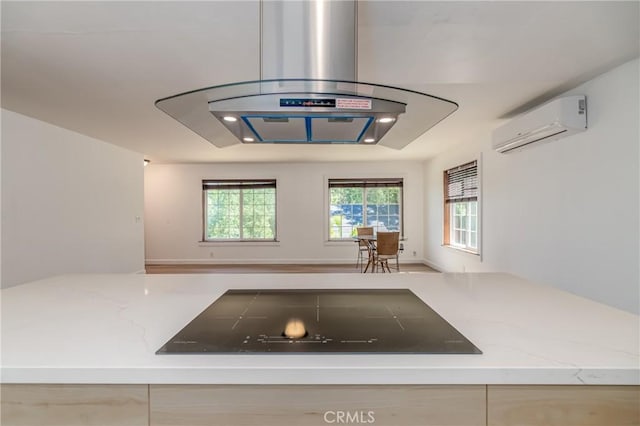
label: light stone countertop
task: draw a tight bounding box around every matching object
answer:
[1,272,638,385]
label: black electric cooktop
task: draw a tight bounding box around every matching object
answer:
[156,289,481,354]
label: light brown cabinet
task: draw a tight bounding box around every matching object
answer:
[0,384,148,426]
[487,385,640,426]
[149,385,486,426]
[2,384,638,426]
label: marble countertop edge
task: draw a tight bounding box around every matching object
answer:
[2,366,638,386]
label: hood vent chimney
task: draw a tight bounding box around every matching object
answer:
[261,1,356,81]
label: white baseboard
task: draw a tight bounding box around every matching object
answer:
[423,258,446,272]
[146,259,355,265]
[145,258,424,266]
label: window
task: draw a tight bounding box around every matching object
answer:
[203,180,276,241]
[443,161,479,253]
[328,178,403,240]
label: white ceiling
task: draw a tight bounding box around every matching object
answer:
[2,1,638,163]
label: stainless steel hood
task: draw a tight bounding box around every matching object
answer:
[155,1,458,149]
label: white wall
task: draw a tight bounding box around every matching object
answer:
[0,115,3,285]
[424,59,640,313]
[1,109,145,288]
[144,161,424,264]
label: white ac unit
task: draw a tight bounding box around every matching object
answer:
[492,95,587,153]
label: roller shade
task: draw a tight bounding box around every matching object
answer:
[444,161,477,203]
[328,178,404,188]
[202,179,276,191]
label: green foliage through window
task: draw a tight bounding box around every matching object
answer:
[203,180,276,241]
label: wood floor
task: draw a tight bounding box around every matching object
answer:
[145,263,438,274]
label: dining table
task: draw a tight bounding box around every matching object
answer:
[354,234,377,273]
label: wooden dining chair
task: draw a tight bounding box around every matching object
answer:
[356,227,374,272]
[373,231,400,273]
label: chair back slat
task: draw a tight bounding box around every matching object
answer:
[356,227,374,247]
[376,232,399,255]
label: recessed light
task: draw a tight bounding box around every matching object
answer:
[223,116,238,122]
[364,138,375,143]
[243,137,255,142]
[377,117,395,123]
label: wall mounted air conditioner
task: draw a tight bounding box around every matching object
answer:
[492,95,587,153]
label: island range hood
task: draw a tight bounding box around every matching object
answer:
[155,1,458,149]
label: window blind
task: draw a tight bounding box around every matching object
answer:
[328,178,404,188]
[444,161,478,203]
[202,179,276,190]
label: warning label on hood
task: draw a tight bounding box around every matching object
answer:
[336,98,372,110]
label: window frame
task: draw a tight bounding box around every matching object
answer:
[449,200,478,251]
[202,179,277,242]
[327,178,404,241]
[443,160,481,255]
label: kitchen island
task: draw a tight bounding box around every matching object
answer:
[1,272,638,425]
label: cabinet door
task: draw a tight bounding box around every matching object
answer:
[488,385,640,426]
[150,385,486,426]
[0,384,149,426]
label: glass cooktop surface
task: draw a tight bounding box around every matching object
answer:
[156,289,481,354]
